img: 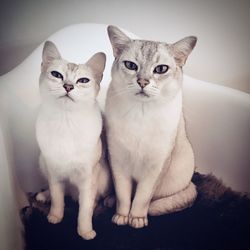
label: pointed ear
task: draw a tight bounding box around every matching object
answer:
[171,36,197,67]
[107,25,131,58]
[42,41,61,66]
[86,52,106,84]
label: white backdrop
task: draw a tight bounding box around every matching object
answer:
[0,0,249,93]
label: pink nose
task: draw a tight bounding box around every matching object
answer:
[137,78,149,88]
[63,83,74,92]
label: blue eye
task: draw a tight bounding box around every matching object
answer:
[77,77,90,84]
[153,65,169,74]
[51,71,63,80]
[124,61,138,71]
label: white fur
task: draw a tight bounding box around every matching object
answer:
[105,26,197,228]
[37,102,102,179]
[36,41,110,240]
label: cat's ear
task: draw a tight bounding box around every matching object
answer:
[86,52,106,84]
[42,41,61,66]
[107,25,131,58]
[171,36,197,67]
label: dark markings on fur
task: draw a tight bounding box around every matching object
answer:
[135,40,160,79]
[67,63,78,72]
[141,41,158,62]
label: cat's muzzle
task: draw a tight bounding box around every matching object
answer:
[135,90,150,98]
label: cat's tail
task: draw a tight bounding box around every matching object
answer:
[148,182,197,216]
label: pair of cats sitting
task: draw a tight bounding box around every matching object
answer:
[36,25,197,240]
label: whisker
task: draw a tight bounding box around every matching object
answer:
[145,87,160,97]
[49,89,65,94]
[148,89,159,94]
[109,86,136,99]
[151,86,159,90]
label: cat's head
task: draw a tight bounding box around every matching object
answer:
[39,41,106,106]
[107,26,196,102]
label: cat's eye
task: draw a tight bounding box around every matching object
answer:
[77,77,90,84]
[153,65,169,74]
[124,61,138,71]
[51,71,63,80]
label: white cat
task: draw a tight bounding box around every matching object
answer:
[36,41,110,240]
[105,26,197,229]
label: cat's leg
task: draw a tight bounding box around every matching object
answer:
[128,167,162,228]
[111,168,132,226]
[37,156,52,203]
[76,175,97,240]
[148,182,197,216]
[148,121,197,215]
[47,178,65,224]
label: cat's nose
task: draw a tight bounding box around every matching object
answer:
[63,83,74,92]
[137,78,149,89]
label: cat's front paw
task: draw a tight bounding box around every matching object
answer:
[128,215,148,228]
[77,228,96,240]
[47,213,63,224]
[112,213,129,225]
[36,191,50,203]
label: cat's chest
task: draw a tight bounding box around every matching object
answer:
[38,116,85,144]
[110,99,179,132]
[108,106,179,161]
[36,108,101,161]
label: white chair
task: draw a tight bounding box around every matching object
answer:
[0,22,249,250]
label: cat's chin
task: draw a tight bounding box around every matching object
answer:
[59,94,75,102]
[135,91,150,98]
[134,91,155,102]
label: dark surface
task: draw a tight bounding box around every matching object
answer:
[23,173,250,250]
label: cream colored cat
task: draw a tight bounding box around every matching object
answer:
[105,26,197,228]
[36,41,110,240]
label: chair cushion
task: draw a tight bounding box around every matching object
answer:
[0,23,249,192]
